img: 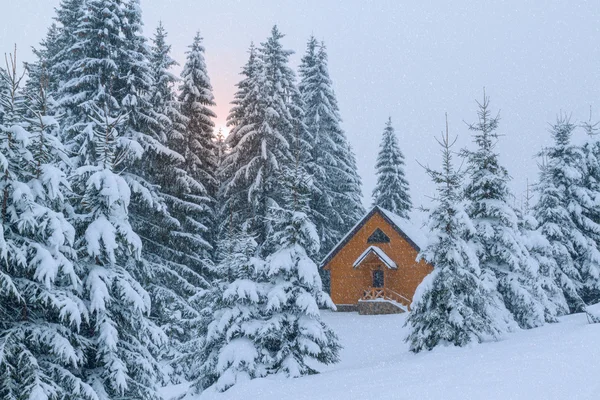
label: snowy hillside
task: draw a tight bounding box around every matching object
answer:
[165,309,600,400]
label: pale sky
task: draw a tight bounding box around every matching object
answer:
[2,0,599,211]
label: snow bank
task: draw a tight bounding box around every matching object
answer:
[165,310,600,400]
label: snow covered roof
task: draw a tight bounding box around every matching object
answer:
[352,246,397,269]
[377,207,427,250]
[321,205,427,267]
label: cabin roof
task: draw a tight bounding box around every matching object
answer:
[321,206,427,267]
[353,245,398,269]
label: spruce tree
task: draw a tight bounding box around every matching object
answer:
[177,32,219,255]
[406,120,510,352]
[53,1,166,397]
[298,37,365,258]
[142,23,212,379]
[221,27,307,246]
[0,48,94,400]
[578,122,600,305]
[372,117,412,218]
[260,163,341,376]
[534,116,600,312]
[517,211,569,320]
[462,95,547,328]
[191,231,267,393]
[220,43,259,237]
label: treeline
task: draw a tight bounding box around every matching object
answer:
[406,98,600,352]
[0,0,364,398]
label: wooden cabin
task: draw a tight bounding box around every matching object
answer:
[321,206,433,315]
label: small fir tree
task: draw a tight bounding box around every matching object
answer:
[372,117,412,218]
[260,162,341,376]
[406,118,510,352]
[191,231,267,393]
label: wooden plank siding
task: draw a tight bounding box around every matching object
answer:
[324,212,433,307]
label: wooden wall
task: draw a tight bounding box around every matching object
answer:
[325,212,433,306]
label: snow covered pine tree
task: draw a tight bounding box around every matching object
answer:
[260,162,341,377]
[54,1,166,397]
[534,116,600,314]
[406,117,510,352]
[0,47,94,400]
[462,94,550,328]
[177,32,219,256]
[192,231,267,393]
[372,117,412,218]
[298,36,365,258]
[221,26,309,246]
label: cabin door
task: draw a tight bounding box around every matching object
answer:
[372,269,384,288]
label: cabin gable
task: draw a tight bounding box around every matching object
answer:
[323,209,433,310]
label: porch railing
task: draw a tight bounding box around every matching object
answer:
[361,287,411,307]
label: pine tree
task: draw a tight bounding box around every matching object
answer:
[517,211,569,320]
[191,230,267,393]
[260,162,341,376]
[177,32,218,255]
[221,27,308,246]
[50,0,87,92]
[578,120,600,305]
[53,1,166,397]
[372,117,412,218]
[534,116,600,312]
[406,118,510,352]
[141,23,212,380]
[298,37,365,259]
[219,43,259,238]
[0,47,94,400]
[24,23,61,102]
[462,95,548,328]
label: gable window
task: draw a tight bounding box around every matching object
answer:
[367,228,390,243]
[372,270,384,288]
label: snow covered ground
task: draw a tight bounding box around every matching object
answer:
[164,307,600,400]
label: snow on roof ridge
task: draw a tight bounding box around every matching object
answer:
[377,206,427,250]
[353,245,398,269]
[320,206,427,267]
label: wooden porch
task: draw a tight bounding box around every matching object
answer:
[359,287,411,314]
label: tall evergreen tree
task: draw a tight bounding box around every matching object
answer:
[221,26,307,246]
[298,37,365,259]
[371,117,412,218]
[50,0,87,93]
[578,121,600,305]
[53,1,167,397]
[177,32,218,256]
[462,95,549,328]
[534,116,600,312]
[131,23,212,377]
[24,23,62,102]
[0,48,95,400]
[406,120,510,352]
[219,43,258,238]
